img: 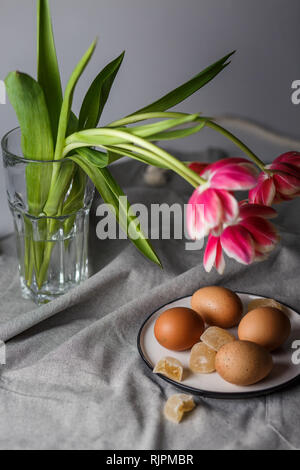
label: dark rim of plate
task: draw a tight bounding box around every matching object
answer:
[137,291,300,400]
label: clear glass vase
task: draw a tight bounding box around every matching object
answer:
[2,128,95,304]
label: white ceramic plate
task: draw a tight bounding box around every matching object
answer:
[137,292,300,398]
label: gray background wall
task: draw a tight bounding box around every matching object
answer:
[0,0,300,236]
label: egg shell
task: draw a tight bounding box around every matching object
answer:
[154,307,205,351]
[238,306,291,351]
[191,286,243,328]
[216,340,273,386]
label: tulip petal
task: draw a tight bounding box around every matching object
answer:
[254,249,269,262]
[203,235,225,274]
[274,152,300,169]
[187,188,240,240]
[240,216,278,249]
[208,157,252,172]
[215,238,225,274]
[199,188,224,229]
[271,162,300,179]
[239,203,277,219]
[210,164,258,190]
[215,189,239,223]
[273,172,300,196]
[203,235,218,272]
[187,190,206,240]
[189,162,209,176]
[248,175,276,206]
[187,187,224,239]
[273,193,295,203]
[221,225,255,265]
[211,223,224,237]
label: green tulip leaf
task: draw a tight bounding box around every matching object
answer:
[54,39,97,160]
[5,71,54,215]
[37,0,63,140]
[77,147,109,168]
[128,51,235,115]
[69,153,162,267]
[79,51,125,129]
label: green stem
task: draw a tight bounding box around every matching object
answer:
[24,222,34,286]
[107,111,200,128]
[104,143,202,188]
[36,217,62,290]
[64,128,207,187]
[206,120,266,171]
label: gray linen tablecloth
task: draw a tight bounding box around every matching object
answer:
[0,151,299,450]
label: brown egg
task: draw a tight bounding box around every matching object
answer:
[238,307,291,351]
[154,307,205,351]
[191,286,243,328]
[216,340,273,386]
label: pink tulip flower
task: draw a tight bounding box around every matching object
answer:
[249,152,300,205]
[203,202,279,274]
[187,158,258,240]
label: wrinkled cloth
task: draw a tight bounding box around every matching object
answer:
[0,150,299,450]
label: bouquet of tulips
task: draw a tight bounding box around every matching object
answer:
[5,0,300,292]
[187,152,300,273]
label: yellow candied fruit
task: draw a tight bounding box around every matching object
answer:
[247,297,288,314]
[153,357,183,382]
[201,326,236,352]
[164,394,195,423]
[189,342,216,374]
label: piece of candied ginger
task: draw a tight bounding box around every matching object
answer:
[247,297,288,314]
[153,357,183,382]
[189,342,216,374]
[201,326,236,352]
[164,394,195,423]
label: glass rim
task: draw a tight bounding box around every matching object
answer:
[1,127,70,164]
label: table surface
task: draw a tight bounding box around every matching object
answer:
[0,156,299,450]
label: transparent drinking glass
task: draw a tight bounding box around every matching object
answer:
[1,128,95,304]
